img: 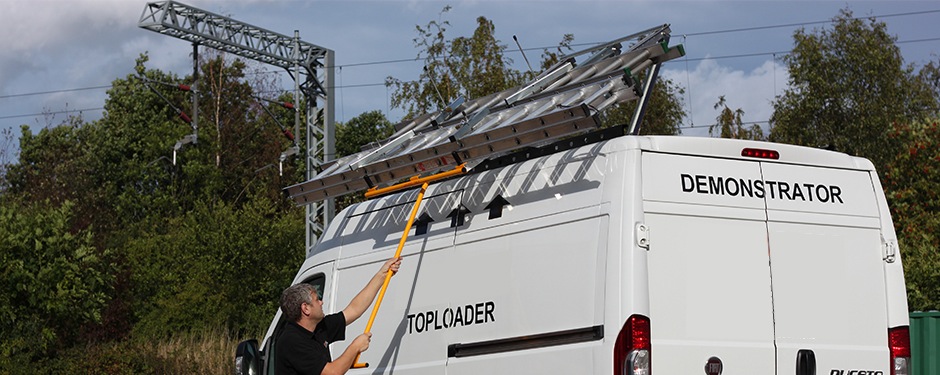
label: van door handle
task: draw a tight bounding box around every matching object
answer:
[796,349,816,375]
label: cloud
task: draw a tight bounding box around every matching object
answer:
[662,57,789,137]
[2,0,140,52]
[0,1,143,93]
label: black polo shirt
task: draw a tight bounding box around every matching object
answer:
[275,311,347,375]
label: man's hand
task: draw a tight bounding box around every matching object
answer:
[325,332,373,374]
[343,257,403,325]
[379,257,402,277]
[352,332,372,353]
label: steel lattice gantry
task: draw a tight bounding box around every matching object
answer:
[139,1,335,256]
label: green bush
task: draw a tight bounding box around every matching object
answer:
[0,200,113,362]
[127,195,303,338]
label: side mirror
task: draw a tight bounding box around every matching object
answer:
[235,339,262,375]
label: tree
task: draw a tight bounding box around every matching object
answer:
[5,119,93,211]
[769,8,937,168]
[3,53,307,348]
[1,58,203,348]
[917,58,940,108]
[333,111,396,212]
[95,55,305,339]
[709,96,764,140]
[767,10,940,311]
[126,197,303,338]
[386,7,530,120]
[335,110,395,158]
[0,126,14,190]
[598,75,686,135]
[387,7,685,135]
[0,200,112,363]
[881,119,940,310]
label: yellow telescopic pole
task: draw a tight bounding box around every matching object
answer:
[364,164,466,199]
[352,182,430,369]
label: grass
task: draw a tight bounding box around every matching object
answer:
[3,327,263,374]
[144,327,251,374]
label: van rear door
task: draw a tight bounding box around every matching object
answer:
[643,153,777,374]
[761,162,890,374]
[643,151,891,374]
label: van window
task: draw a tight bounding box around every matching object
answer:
[307,275,325,300]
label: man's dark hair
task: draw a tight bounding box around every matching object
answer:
[280,283,316,322]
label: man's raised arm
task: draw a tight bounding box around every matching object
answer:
[342,257,401,325]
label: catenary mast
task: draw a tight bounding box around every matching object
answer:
[138,1,335,256]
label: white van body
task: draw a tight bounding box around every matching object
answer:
[260,135,909,375]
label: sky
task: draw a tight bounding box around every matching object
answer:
[1,0,939,160]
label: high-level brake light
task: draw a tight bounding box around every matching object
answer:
[614,315,651,375]
[741,148,780,160]
[888,326,911,375]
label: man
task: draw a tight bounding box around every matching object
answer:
[276,257,402,375]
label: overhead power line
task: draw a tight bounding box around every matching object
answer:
[2,8,939,119]
[680,9,940,38]
[0,85,112,100]
[319,8,940,70]
[0,107,104,121]
[2,36,938,107]
[8,32,940,105]
[681,120,769,130]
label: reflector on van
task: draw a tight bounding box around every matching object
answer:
[888,326,911,375]
[615,315,651,375]
[741,148,780,160]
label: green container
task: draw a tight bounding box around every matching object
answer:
[911,311,940,375]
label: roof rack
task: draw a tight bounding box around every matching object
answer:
[286,24,684,205]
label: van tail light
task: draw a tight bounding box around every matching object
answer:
[888,326,911,375]
[614,315,651,375]
[741,148,779,160]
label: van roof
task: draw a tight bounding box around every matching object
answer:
[635,136,874,171]
[301,134,877,267]
[338,135,875,218]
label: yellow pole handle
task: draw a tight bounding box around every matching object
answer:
[352,182,430,369]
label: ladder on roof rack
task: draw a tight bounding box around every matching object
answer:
[285,24,684,205]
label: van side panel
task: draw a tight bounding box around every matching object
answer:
[333,226,455,375]
[446,213,607,374]
[610,148,647,375]
[333,210,608,374]
[445,139,611,374]
[867,168,910,329]
[330,146,612,374]
[328,190,460,375]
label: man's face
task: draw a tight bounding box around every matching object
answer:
[303,290,325,321]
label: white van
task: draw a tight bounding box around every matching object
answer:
[236,134,912,375]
